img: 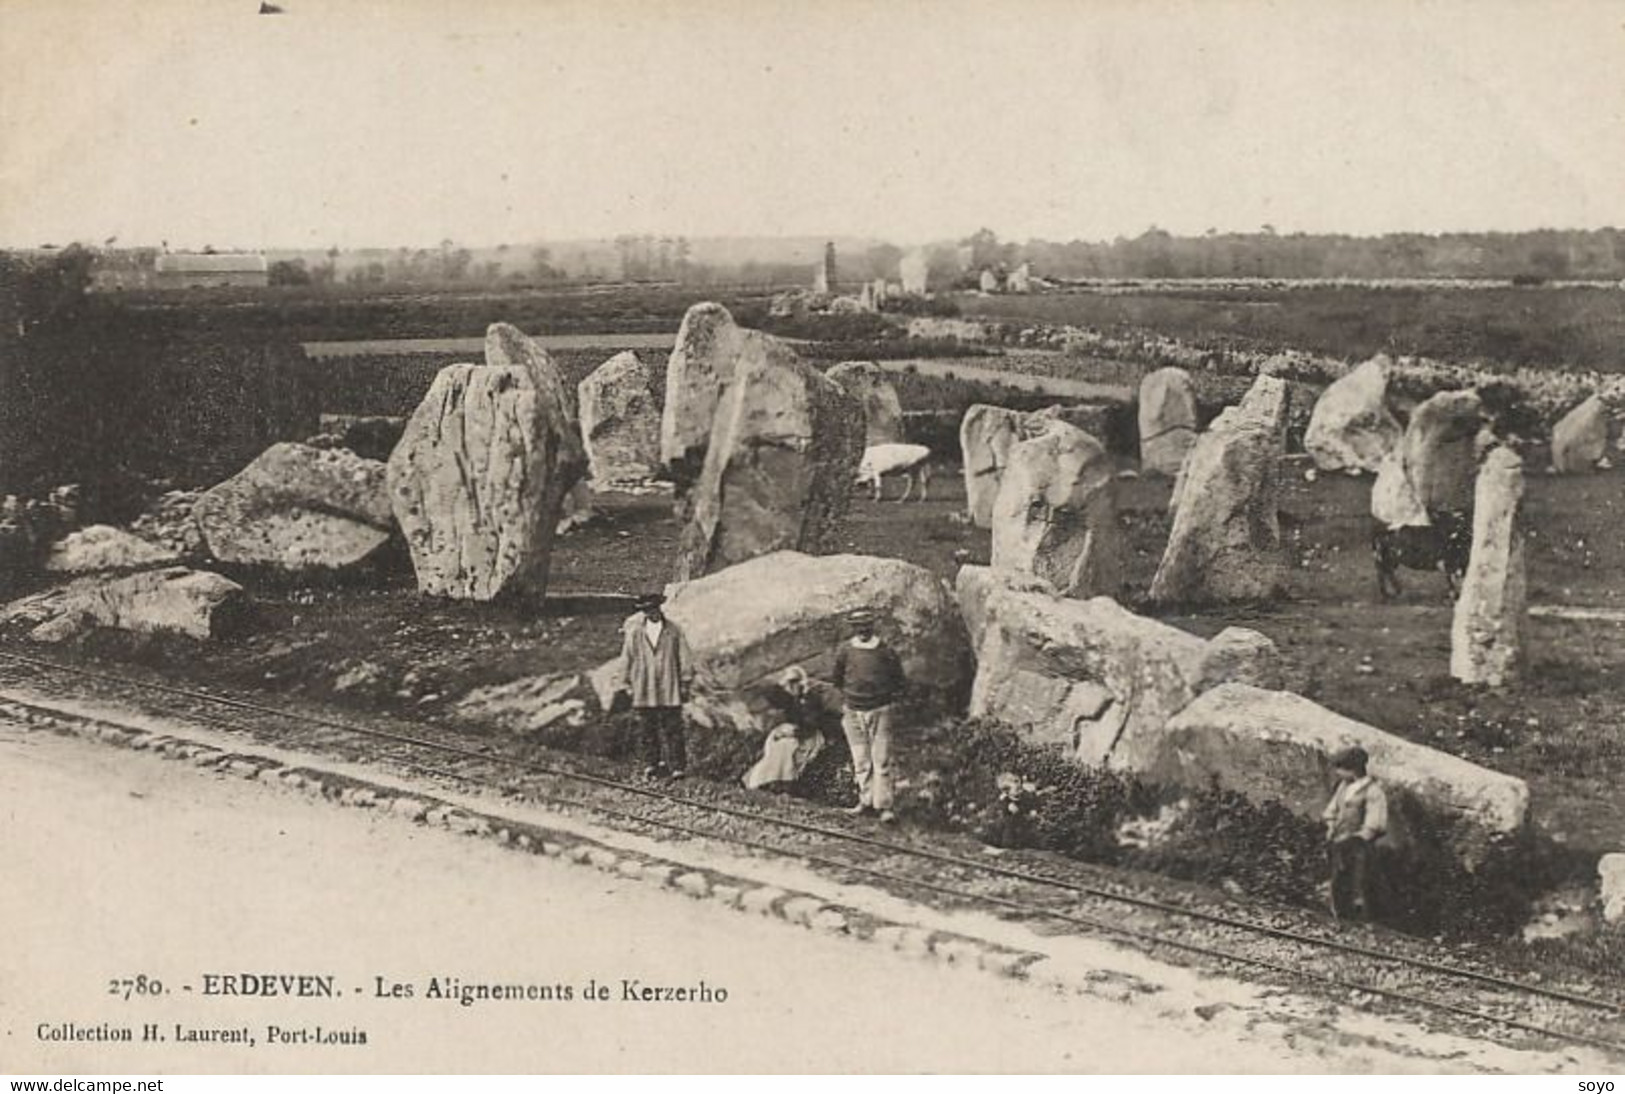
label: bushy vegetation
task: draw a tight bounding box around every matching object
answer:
[896,718,1546,940]
[959,284,1625,372]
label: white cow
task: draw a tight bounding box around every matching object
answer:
[856,443,933,502]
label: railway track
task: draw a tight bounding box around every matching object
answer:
[2,647,1622,1058]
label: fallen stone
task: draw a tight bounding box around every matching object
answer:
[454,673,592,734]
[662,551,972,722]
[1138,368,1198,476]
[1145,683,1529,862]
[1195,627,1282,692]
[194,443,392,570]
[43,525,178,574]
[1451,446,1526,686]
[1149,376,1289,604]
[674,352,863,580]
[953,565,1056,654]
[1304,356,1402,474]
[989,419,1123,597]
[387,325,585,601]
[959,404,1024,527]
[1550,395,1609,474]
[578,351,661,485]
[827,361,905,446]
[2,566,247,642]
[969,587,1209,764]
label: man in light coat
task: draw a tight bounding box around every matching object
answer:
[617,592,694,780]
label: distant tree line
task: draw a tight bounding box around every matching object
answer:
[995,227,1625,282]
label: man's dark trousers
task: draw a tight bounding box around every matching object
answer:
[637,706,686,772]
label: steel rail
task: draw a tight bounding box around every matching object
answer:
[1,648,1621,1054]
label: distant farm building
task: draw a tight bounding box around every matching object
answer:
[153,253,269,289]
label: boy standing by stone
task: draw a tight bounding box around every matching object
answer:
[1322,745,1389,923]
[832,608,906,823]
[617,592,693,780]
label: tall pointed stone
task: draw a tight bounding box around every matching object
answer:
[959,404,1023,528]
[659,303,801,488]
[674,353,863,581]
[1149,376,1288,605]
[1451,446,1526,686]
[387,324,585,602]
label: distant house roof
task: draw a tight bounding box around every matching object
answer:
[155,253,268,274]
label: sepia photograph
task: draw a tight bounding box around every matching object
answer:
[2,0,1624,1078]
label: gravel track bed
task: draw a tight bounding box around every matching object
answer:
[3,649,1622,1057]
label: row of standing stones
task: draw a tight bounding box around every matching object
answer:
[1,306,1615,893]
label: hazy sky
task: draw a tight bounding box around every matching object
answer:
[2,0,1623,250]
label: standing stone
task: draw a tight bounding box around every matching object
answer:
[1371,448,1431,528]
[1403,390,1483,513]
[813,241,837,294]
[857,282,877,313]
[194,442,393,570]
[827,361,904,446]
[872,278,890,303]
[1451,446,1526,686]
[387,325,585,602]
[959,404,1024,528]
[1304,356,1402,474]
[1550,395,1609,473]
[978,269,999,293]
[989,420,1122,598]
[1137,368,1198,476]
[659,303,801,486]
[674,353,863,581]
[1600,853,1625,924]
[1007,263,1032,293]
[578,351,660,485]
[1149,376,1289,604]
[899,250,929,296]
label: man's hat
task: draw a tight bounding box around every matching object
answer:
[1331,745,1369,773]
[633,591,666,610]
[846,608,877,626]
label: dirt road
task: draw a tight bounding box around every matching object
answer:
[0,725,1469,1075]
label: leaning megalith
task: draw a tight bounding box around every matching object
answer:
[1450,446,1527,687]
[989,419,1122,598]
[827,361,905,447]
[1304,356,1402,474]
[959,404,1024,527]
[1137,367,1198,476]
[1403,390,1483,514]
[673,352,863,581]
[1149,376,1289,604]
[578,351,661,485]
[387,324,585,601]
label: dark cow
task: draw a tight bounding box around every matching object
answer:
[1372,508,1472,600]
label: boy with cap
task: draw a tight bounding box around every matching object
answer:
[617,592,694,779]
[831,608,906,823]
[1322,745,1389,923]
